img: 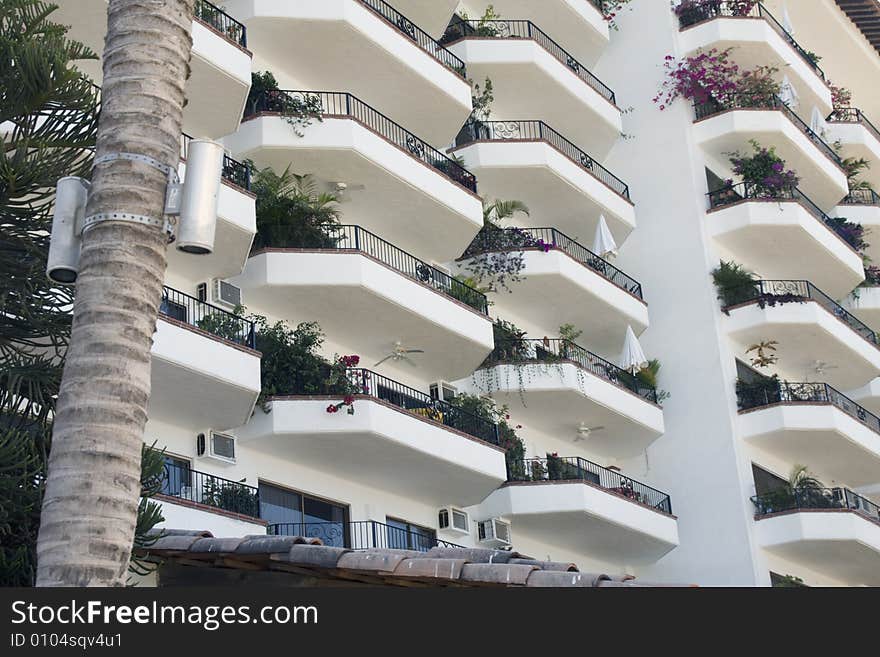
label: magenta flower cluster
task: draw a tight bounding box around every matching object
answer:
[654,48,741,110]
[729,142,799,197]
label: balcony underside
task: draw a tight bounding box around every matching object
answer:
[739,405,880,488]
[451,141,635,246]
[55,1,251,138]
[825,122,880,191]
[167,165,256,281]
[755,511,880,586]
[393,0,460,39]
[678,17,832,117]
[478,483,679,565]
[694,110,849,209]
[235,251,494,382]
[459,250,648,357]
[224,0,471,144]
[724,302,880,390]
[237,400,507,506]
[461,364,664,460]
[445,40,621,156]
[707,201,864,299]
[225,116,483,263]
[459,1,609,65]
[845,286,880,333]
[150,319,261,431]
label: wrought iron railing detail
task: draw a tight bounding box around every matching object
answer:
[194,0,248,47]
[483,338,659,404]
[509,456,672,514]
[723,279,878,345]
[462,226,643,299]
[694,94,842,166]
[268,520,466,550]
[676,1,826,80]
[359,0,466,77]
[159,285,256,349]
[841,188,880,206]
[439,18,616,103]
[453,119,630,200]
[827,107,880,144]
[707,182,858,249]
[737,380,880,434]
[253,225,489,314]
[180,132,251,191]
[161,461,260,517]
[246,90,477,192]
[752,487,880,523]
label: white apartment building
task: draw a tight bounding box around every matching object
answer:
[54,0,880,585]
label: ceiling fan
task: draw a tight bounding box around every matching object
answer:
[374,342,425,367]
[574,422,605,442]
[812,360,839,378]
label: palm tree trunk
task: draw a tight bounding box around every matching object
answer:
[36,0,196,587]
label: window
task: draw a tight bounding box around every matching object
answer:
[259,483,349,547]
[162,455,191,497]
[386,518,437,552]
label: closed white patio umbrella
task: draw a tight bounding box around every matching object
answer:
[810,105,827,138]
[779,75,799,110]
[619,325,648,374]
[592,214,618,260]
[782,3,795,35]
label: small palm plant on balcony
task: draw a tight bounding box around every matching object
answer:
[711,260,759,307]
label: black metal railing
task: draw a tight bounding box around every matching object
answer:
[723,279,878,345]
[194,0,247,48]
[694,94,842,166]
[440,18,616,104]
[359,0,466,77]
[161,461,260,517]
[268,520,466,551]
[509,456,672,514]
[159,285,256,349]
[752,487,880,523]
[737,380,880,434]
[453,119,630,200]
[246,90,477,193]
[841,188,880,206]
[180,132,251,191]
[253,224,489,314]
[484,338,659,404]
[463,226,643,299]
[676,1,826,80]
[827,107,880,144]
[707,181,859,249]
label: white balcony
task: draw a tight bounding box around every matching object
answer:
[167,155,256,281]
[457,235,648,356]
[223,0,471,144]
[53,0,252,138]
[738,388,880,488]
[723,285,880,390]
[845,286,880,333]
[753,506,880,586]
[155,497,266,538]
[825,111,880,191]
[706,196,864,299]
[451,124,635,246]
[458,1,610,65]
[235,245,494,382]
[477,481,679,565]
[677,6,832,117]
[226,108,483,264]
[460,360,664,460]
[694,107,849,209]
[237,398,508,506]
[443,23,621,156]
[150,315,261,431]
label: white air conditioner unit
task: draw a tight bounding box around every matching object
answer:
[438,506,469,536]
[205,278,241,310]
[430,381,457,403]
[197,430,237,465]
[478,518,511,548]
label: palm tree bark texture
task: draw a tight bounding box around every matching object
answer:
[36,0,196,587]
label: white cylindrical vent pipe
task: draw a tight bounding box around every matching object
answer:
[46,176,89,284]
[177,139,224,254]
